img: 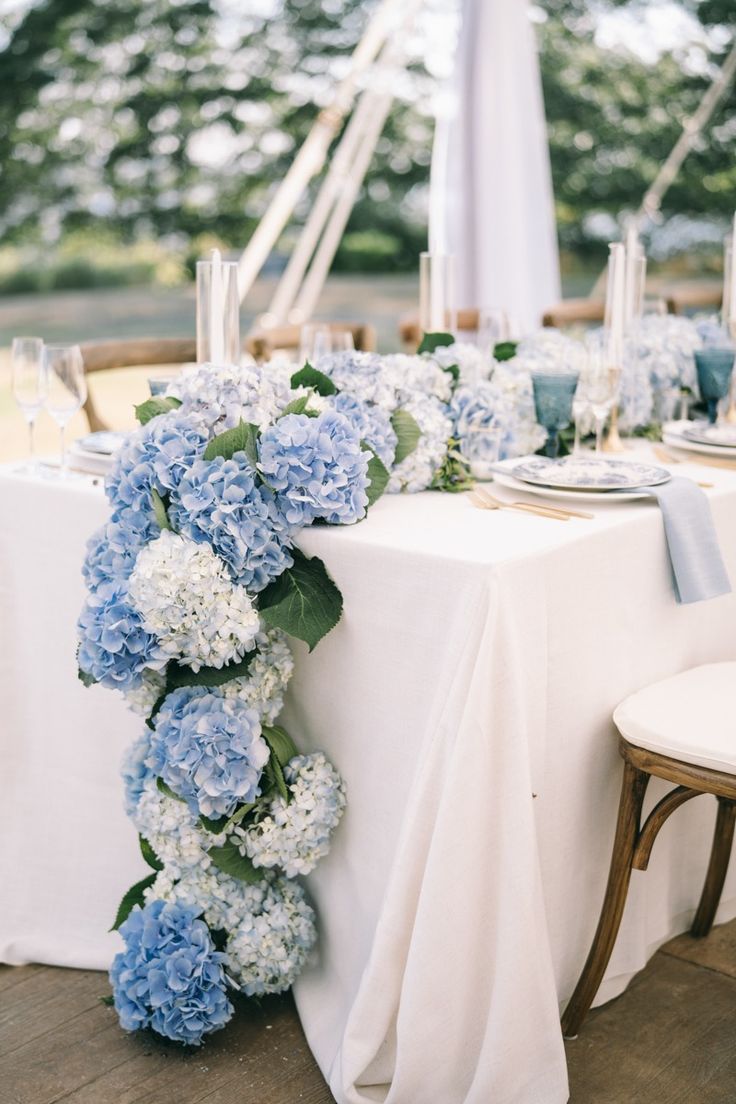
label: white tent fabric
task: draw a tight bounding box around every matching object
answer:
[429,0,561,334]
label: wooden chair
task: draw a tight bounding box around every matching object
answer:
[80,338,196,432]
[562,663,736,1039]
[664,282,724,317]
[398,310,486,351]
[542,298,606,329]
[245,322,376,363]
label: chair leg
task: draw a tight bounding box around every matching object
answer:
[691,798,736,938]
[561,761,649,1039]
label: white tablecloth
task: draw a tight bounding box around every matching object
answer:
[2,453,736,1104]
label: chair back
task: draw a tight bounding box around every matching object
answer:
[245,322,376,363]
[541,298,606,329]
[664,282,723,316]
[399,310,484,351]
[80,338,196,432]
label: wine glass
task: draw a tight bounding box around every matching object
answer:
[43,344,87,478]
[531,371,580,459]
[11,337,47,472]
[299,323,333,365]
[332,330,355,353]
[570,375,593,457]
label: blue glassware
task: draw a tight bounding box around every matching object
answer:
[531,371,580,458]
[694,348,735,424]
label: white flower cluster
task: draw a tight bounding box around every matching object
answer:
[122,669,166,716]
[512,329,587,376]
[128,531,260,670]
[219,629,294,724]
[234,752,347,877]
[167,361,292,431]
[382,353,454,405]
[430,341,493,387]
[134,778,212,876]
[388,394,454,493]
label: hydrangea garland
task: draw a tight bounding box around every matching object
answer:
[81,338,628,1047]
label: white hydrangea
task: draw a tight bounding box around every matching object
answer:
[167,361,292,431]
[122,668,166,717]
[382,353,454,405]
[225,876,317,995]
[431,342,494,387]
[234,753,346,877]
[128,531,260,670]
[388,394,453,493]
[219,629,294,724]
[134,778,213,875]
[491,363,547,456]
[512,329,587,375]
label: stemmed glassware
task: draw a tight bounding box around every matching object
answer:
[11,337,47,472]
[531,371,580,459]
[694,347,735,425]
[43,344,87,478]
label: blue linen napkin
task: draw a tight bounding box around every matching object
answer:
[635,477,731,604]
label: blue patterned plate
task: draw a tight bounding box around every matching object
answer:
[511,456,671,491]
[76,431,128,456]
[681,421,736,448]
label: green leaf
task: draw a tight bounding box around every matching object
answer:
[110,873,157,931]
[199,813,229,834]
[391,409,422,465]
[290,362,337,396]
[493,340,518,362]
[151,488,172,531]
[139,835,163,871]
[156,777,186,802]
[220,801,257,835]
[100,994,115,1007]
[417,331,454,354]
[264,755,289,802]
[364,446,390,506]
[258,548,343,651]
[134,396,182,425]
[78,665,96,688]
[261,724,298,768]
[167,651,257,692]
[441,362,459,382]
[279,395,320,418]
[203,420,259,467]
[208,840,263,883]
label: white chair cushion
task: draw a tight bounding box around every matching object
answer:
[613,662,736,776]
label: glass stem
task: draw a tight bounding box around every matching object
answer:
[28,417,36,468]
[595,417,604,454]
[572,423,581,457]
[60,424,67,478]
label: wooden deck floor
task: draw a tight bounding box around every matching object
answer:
[1,919,734,1103]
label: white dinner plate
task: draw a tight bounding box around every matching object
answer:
[680,421,736,449]
[511,456,670,492]
[663,421,736,459]
[492,460,655,503]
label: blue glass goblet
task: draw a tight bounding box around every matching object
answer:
[694,348,735,424]
[531,371,580,458]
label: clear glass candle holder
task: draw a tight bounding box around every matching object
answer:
[460,425,503,481]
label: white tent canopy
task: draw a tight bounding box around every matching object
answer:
[429,0,561,334]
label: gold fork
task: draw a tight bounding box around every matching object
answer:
[469,488,569,521]
[475,485,594,520]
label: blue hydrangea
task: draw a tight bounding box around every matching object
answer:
[316,351,395,409]
[121,730,157,817]
[82,519,146,597]
[327,392,397,468]
[150,687,270,818]
[106,412,209,536]
[169,454,293,593]
[258,410,369,526]
[77,585,166,691]
[110,899,233,1045]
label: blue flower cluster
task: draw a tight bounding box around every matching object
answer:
[77,585,165,691]
[82,519,146,597]
[328,392,397,468]
[258,410,369,526]
[110,900,233,1045]
[170,454,294,593]
[106,412,209,537]
[150,687,270,818]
